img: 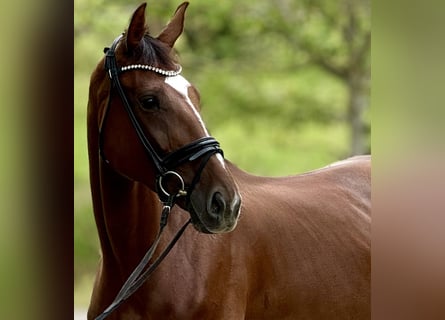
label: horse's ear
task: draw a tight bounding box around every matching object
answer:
[126,3,147,52]
[157,2,189,49]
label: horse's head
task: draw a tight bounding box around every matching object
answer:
[89,2,241,234]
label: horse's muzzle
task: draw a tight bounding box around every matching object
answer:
[189,190,241,234]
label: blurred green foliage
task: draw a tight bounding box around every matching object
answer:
[74,0,370,306]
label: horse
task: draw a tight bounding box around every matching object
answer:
[87,2,371,319]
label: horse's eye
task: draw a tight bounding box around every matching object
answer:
[140,96,160,111]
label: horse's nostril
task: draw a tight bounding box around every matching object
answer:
[232,196,241,217]
[210,192,226,216]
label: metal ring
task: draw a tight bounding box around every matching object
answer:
[158,171,187,198]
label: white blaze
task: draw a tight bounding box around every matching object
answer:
[165,75,226,168]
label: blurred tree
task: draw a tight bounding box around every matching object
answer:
[264,0,371,155]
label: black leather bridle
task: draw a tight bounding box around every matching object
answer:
[99,34,224,206]
[95,34,224,319]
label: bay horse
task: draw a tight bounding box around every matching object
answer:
[87,2,370,319]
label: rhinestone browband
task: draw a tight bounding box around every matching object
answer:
[120,64,182,77]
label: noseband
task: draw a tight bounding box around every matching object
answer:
[95,34,224,319]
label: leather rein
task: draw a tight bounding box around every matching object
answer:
[95,34,224,319]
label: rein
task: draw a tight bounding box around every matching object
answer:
[95,34,224,319]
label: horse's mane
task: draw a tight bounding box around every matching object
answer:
[121,31,178,70]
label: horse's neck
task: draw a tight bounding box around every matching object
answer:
[94,160,162,275]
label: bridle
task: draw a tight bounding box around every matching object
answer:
[95,34,224,319]
[99,34,223,207]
